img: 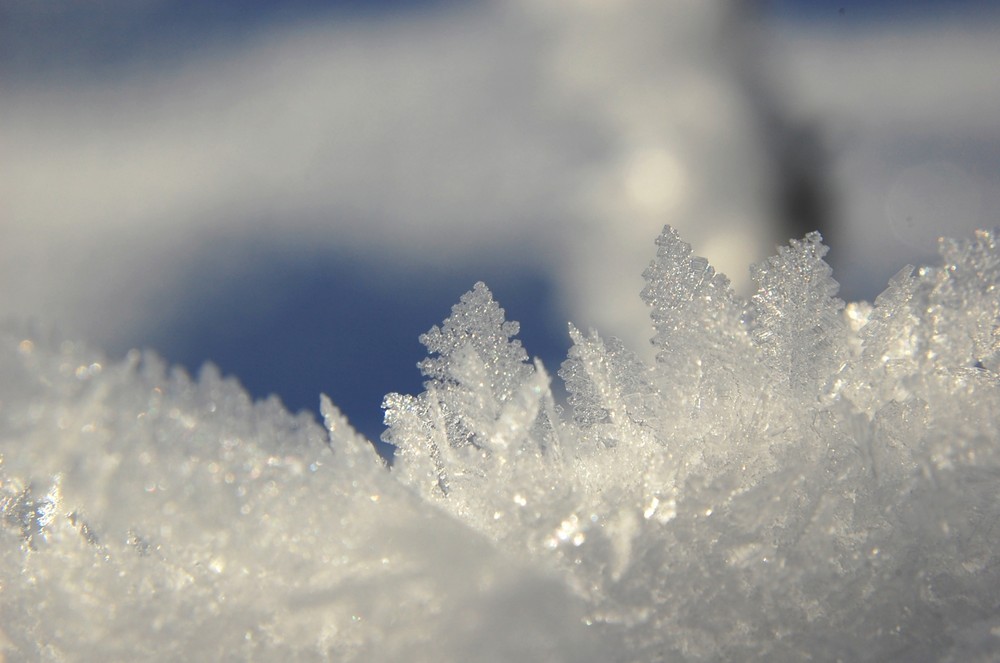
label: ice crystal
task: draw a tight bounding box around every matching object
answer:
[3,226,1000,661]
[559,323,655,443]
[383,282,563,546]
[748,231,848,395]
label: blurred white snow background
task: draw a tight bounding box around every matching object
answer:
[2,0,999,437]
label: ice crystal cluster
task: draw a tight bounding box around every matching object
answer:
[3,226,1000,661]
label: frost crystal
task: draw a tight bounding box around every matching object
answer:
[3,226,1000,661]
[559,323,655,442]
[382,282,562,544]
[749,231,848,395]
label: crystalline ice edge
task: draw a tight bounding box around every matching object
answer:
[4,226,1000,661]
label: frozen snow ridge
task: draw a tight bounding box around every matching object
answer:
[3,226,1000,661]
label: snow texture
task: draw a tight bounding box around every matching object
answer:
[3,226,1000,661]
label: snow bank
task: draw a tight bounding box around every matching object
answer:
[3,227,999,661]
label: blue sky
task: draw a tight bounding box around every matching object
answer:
[2,0,998,449]
[763,0,999,22]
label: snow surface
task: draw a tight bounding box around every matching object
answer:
[3,226,1000,661]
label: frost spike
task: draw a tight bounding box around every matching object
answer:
[640,225,753,426]
[425,387,452,496]
[418,281,532,406]
[933,228,1000,370]
[559,324,654,447]
[748,231,847,395]
[642,225,748,370]
[320,394,386,469]
[533,359,566,465]
[840,266,921,411]
[381,281,557,530]
[490,359,549,451]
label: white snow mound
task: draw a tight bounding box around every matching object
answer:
[3,226,1000,661]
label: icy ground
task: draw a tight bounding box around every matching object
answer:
[3,226,1000,661]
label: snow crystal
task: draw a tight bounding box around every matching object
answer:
[3,226,1000,661]
[748,231,848,395]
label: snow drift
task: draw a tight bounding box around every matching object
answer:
[3,226,999,661]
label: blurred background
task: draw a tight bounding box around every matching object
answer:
[2,0,999,446]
